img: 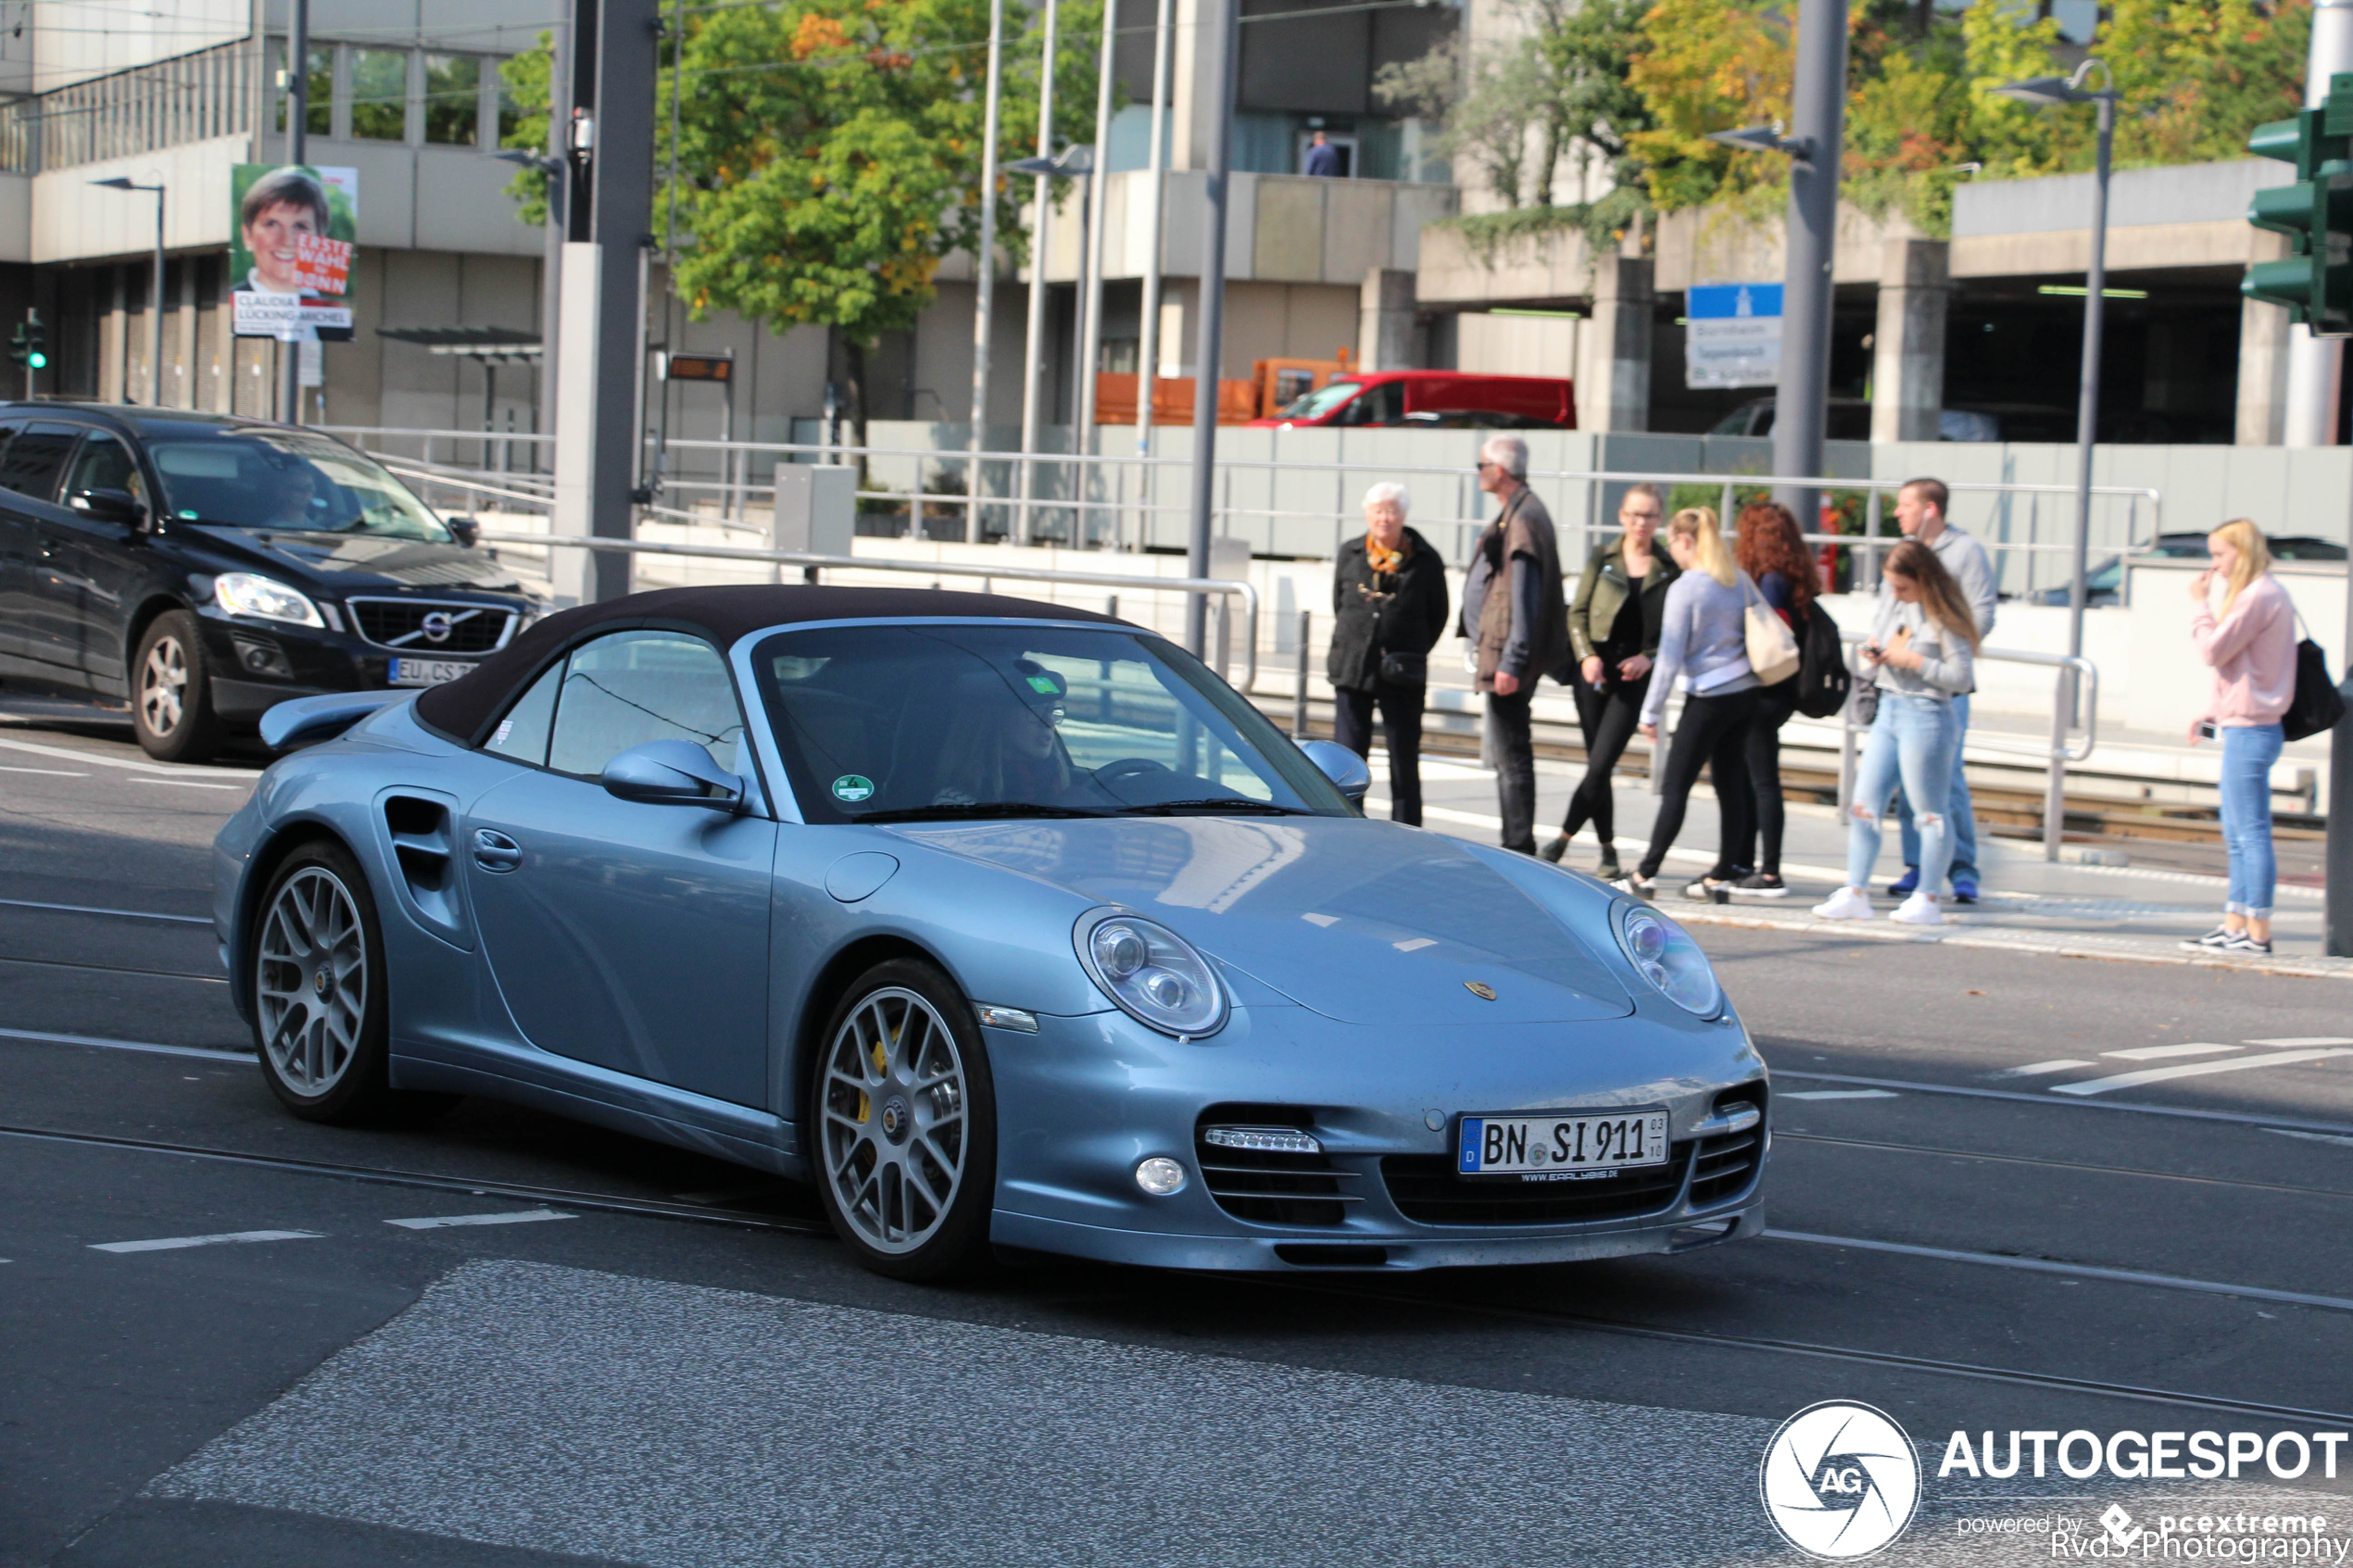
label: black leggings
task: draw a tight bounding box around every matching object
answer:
[1560,672,1650,847]
[1740,685,1799,875]
[1637,687,1758,882]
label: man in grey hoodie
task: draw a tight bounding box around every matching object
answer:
[1887,477,1995,902]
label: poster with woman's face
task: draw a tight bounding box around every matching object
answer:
[230,164,358,339]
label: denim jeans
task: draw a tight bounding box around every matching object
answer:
[1485,687,1537,853]
[2220,721,2284,917]
[1849,694,1962,893]
[1896,691,1977,885]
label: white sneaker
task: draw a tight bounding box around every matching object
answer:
[1890,891,1944,926]
[1811,886,1873,922]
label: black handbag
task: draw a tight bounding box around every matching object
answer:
[2283,624,2347,742]
[1378,651,1428,685]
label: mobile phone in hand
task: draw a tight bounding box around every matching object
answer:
[2196,720,2219,742]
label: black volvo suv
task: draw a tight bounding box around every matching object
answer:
[0,405,542,760]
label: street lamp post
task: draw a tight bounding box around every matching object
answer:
[1996,61,2119,684]
[1008,144,1093,545]
[91,177,166,408]
[1013,0,1060,547]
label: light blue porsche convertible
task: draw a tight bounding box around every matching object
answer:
[213,584,1768,1280]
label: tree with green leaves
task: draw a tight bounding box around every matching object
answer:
[500,0,1105,446]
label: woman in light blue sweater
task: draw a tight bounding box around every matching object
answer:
[1813,538,1980,926]
[1626,507,1760,898]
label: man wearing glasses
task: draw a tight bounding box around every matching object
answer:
[1461,435,1567,852]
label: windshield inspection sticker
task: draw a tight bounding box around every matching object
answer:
[831,775,875,803]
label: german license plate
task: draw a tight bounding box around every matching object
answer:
[1455,1110,1670,1182]
[388,658,471,686]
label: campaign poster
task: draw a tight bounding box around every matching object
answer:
[230,163,358,342]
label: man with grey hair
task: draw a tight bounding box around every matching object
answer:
[1460,433,1567,852]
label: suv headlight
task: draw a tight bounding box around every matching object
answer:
[213,571,324,629]
[1076,912,1228,1038]
[1614,904,1722,1017]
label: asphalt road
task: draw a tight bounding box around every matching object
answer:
[6,696,2353,1568]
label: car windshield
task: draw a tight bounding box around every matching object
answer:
[750,621,1354,824]
[146,431,451,542]
[1275,378,1363,420]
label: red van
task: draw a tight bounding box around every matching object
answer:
[1252,370,1577,430]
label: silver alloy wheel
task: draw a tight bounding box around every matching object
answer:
[256,866,368,1096]
[819,986,969,1254]
[139,633,187,736]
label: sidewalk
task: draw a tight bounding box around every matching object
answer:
[1371,755,2353,982]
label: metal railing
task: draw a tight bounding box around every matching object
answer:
[468,527,1263,692]
[1833,634,2099,863]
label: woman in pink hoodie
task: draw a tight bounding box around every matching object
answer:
[2183,519,2296,957]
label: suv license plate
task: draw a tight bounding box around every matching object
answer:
[388,658,472,686]
[1456,1110,1670,1182]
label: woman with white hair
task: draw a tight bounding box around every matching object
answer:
[1327,481,1450,824]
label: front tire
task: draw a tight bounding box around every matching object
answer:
[251,840,418,1123]
[810,960,997,1282]
[132,609,223,762]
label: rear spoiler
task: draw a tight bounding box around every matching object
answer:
[259,689,413,752]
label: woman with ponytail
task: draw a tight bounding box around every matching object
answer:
[2182,519,2296,956]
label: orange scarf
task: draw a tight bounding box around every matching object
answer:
[1365,534,1407,577]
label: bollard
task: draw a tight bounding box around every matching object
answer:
[1292,610,1311,739]
[1106,594,1119,620]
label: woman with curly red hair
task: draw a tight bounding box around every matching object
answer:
[1729,500,1818,897]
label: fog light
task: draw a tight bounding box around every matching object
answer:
[1134,1156,1187,1196]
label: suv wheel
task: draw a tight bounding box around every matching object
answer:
[132,609,223,762]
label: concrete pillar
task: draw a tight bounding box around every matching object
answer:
[174,259,198,409]
[1869,238,1949,444]
[1358,268,1416,370]
[2238,291,2294,445]
[1579,256,1652,433]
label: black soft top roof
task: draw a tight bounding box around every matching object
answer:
[412,583,1129,745]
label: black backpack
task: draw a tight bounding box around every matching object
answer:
[1791,602,1852,719]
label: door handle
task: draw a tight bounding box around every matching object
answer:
[472,829,522,872]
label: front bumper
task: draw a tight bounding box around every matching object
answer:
[984,1000,1768,1272]
[195,598,528,722]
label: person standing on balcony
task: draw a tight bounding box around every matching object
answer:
[1303,131,1343,177]
[1328,483,1450,826]
[1462,434,1567,853]
[1886,477,1995,905]
[1629,507,1759,900]
[1542,483,1677,878]
[1729,499,1817,897]
[2182,520,2296,957]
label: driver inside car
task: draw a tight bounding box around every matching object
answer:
[928,659,1076,807]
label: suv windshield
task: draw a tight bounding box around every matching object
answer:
[146,431,451,542]
[751,622,1353,823]
[1275,378,1364,420]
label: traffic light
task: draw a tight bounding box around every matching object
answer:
[2243,74,2353,335]
[8,311,44,371]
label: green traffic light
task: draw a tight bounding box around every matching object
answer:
[25,351,45,370]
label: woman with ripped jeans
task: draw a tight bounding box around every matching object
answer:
[1813,539,1980,927]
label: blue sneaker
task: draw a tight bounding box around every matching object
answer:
[1951,873,1979,905]
[1887,866,1919,897]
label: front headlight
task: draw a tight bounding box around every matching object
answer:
[213,571,324,629]
[1614,904,1722,1017]
[1076,912,1228,1038]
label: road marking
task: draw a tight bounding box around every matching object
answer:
[2248,1037,2353,1047]
[384,1209,574,1230]
[1781,1089,1900,1101]
[91,1229,322,1254]
[127,778,249,791]
[1993,1060,2096,1077]
[0,897,210,925]
[2101,1042,2238,1061]
[2050,1047,2353,1098]
[0,765,87,776]
[1301,913,1339,927]
[0,734,262,779]
[1391,937,1436,952]
[1767,1230,2353,1314]
[0,1026,251,1063]
[2268,1128,2353,1149]
[1776,1069,2353,1137]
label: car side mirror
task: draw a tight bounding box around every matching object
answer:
[1297,738,1370,805]
[599,739,747,812]
[446,516,480,548]
[68,486,145,526]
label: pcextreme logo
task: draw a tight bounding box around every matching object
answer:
[1761,1400,1925,1560]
